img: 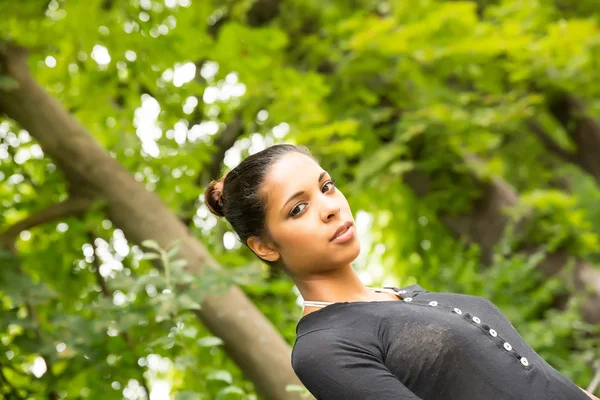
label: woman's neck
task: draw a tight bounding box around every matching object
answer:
[294,264,377,304]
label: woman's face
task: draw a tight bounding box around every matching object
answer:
[249,152,361,276]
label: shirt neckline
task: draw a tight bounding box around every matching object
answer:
[296,284,427,328]
[297,298,401,325]
[302,286,401,308]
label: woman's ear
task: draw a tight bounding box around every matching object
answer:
[247,236,281,262]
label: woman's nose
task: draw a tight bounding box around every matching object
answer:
[321,200,340,221]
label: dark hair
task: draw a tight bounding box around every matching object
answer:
[204,143,316,268]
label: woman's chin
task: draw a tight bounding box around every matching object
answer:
[337,242,361,265]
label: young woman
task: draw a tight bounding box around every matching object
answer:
[205,143,598,400]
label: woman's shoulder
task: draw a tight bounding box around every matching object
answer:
[386,284,503,314]
[291,328,344,369]
[388,284,493,302]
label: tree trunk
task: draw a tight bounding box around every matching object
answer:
[404,167,600,324]
[0,44,306,400]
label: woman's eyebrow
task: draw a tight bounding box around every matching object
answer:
[280,171,328,212]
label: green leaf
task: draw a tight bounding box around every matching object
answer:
[196,336,224,347]
[215,386,245,400]
[207,370,233,384]
[286,384,311,397]
[149,335,175,349]
[174,391,202,400]
[177,294,201,310]
[141,252,160,260]
[174,355,197,370]
[167,244,181,259]
[170,259,188,269]
[141,240,161,250]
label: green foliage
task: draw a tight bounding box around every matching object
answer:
[2,0,600,398]
[507,189,600,256]
[285,384,312,398]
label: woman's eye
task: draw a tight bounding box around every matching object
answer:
[290,203,307,217]
[322,179,336,193]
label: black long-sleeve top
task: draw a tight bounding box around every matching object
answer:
[291,284,589,399]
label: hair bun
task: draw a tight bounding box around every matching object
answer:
[205,178,226,217]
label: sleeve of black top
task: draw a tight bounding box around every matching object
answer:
[291,329,423,400]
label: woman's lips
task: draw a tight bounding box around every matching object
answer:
[330,225,355,243]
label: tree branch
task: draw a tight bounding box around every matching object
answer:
[0,41,29,75]
[526,119,580,166]
[0,197,99,251]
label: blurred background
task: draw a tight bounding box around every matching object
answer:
[1,0,600,399]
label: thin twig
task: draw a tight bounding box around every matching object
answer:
[526,119,579,165]
[588,361,600,393]
[0,196,97,251]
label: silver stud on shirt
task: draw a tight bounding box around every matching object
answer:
[453,308,462,315]
[520,357,529,367]
[404,297,413,302]
[398,290,407,294]
[429,301,438,307]
[489,329,498,337]
[472,316,481,324]
[503,342,513,351]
